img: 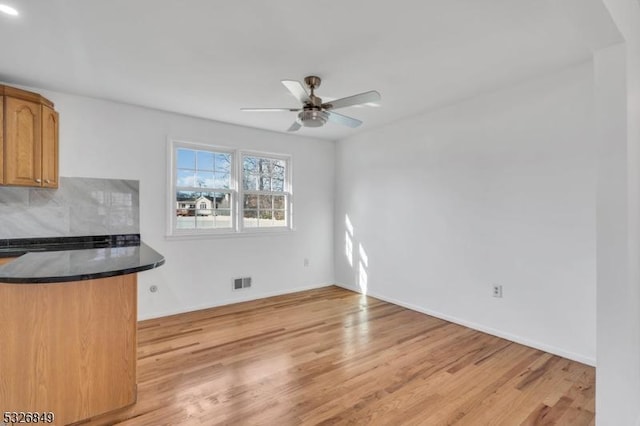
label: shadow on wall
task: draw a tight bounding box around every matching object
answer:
[345,214,369,295]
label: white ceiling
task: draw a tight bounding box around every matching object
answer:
[0,0,605,140]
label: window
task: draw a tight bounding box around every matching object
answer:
[169,140,292,236]
[241,154,290,229]
[172,142,234,233]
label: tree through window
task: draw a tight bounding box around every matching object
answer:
[241,154,290,228]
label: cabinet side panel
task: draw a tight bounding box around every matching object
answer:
[84,274,138,417]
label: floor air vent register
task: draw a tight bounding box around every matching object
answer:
[233,277,252,290]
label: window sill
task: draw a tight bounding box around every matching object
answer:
[165,227,295,241]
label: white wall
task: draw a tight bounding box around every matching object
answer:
[593,42,638,426]
[28,88,335,320]
[595,0,640,424]
[334,62,597,364]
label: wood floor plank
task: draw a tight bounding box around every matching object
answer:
[76,286,594,425]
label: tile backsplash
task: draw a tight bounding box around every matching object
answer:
[0,177,139,239]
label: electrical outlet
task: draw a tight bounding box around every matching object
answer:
[492,285,503,298]
[149,285,159,293]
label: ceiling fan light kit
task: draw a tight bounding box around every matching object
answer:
[241,76,381,132]
[299,110,328,127]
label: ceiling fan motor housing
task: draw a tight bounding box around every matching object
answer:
[298,110,328,127]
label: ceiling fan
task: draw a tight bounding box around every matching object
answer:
[241,76,381,132]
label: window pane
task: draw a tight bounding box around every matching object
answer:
[273,195,286,209]
[273,160,285,179]
[176,204,195,216]
[177,190,196,203]
[175,190,232,230]
[177,169,196,187]
[176,192,196,229]
[177,149,195,169]
[272,178,284,192]
[259,159,273,175]
[203,192,221,209]
[196,212,215,229]
[243,210,258,228]
[260,210,286,228]
[259,176,271,191]
[241,194,287,228]
[215,193,231,209]
[243,157,257,173]
[215,154,231,173]
[242,155,288,192]
[244,194,258,209]
[214,210,232,229]
[255,157,263,172]
[215,172,230,189]
[191,193,212,210]
[243,174,258,190]
[272,211,286,227]
[259,210,272,220]
[176,212,196,229]
[196,151,215,171]
[195,171,215,188]
[259,195,273,210]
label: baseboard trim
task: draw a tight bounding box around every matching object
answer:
[138,282,334,321]
[335,282,596,367]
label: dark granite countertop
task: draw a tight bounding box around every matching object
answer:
[0,235,165,284]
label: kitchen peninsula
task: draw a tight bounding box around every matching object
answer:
[0,234,164,425]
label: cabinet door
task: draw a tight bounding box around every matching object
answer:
[5,97,41,186]
[0,96,3,185]
[41,105,59,188]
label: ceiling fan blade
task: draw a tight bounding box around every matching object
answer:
[326,111,362,128]
[322,90,381,110]
[281,80,310,103]
[241,108,300,112]
[287,121,302,132]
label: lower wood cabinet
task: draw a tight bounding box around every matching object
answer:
[0,274,138,425]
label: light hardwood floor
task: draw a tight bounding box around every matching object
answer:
[76,286,595,425]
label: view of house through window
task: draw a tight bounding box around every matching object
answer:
[171,141,291,235]
[174,146,234,230]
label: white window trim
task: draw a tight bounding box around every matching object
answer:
[166,138,294,239]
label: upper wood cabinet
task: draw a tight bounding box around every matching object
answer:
[41,105,59,188]
[0,85,59,188]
